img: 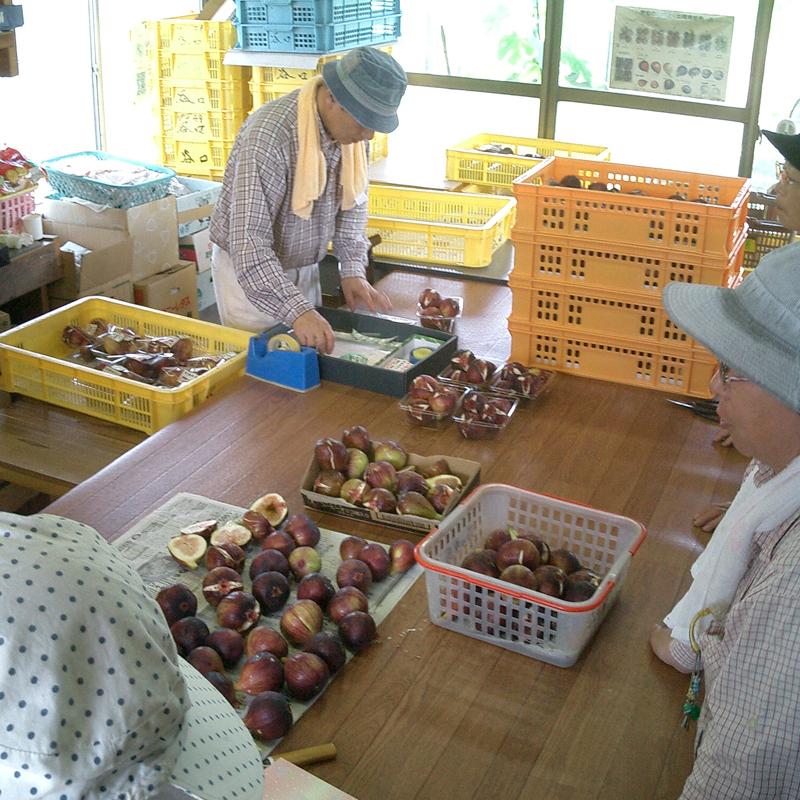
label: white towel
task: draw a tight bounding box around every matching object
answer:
[665,453,800,645]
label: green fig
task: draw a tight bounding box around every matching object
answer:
[396,491,441,520]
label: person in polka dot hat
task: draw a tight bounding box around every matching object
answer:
[0,512,265,800]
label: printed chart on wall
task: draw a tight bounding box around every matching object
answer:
[609,7,734,102]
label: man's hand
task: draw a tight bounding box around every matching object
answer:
[292,309,336,354]
[341,276,392,314]
[692,502,730,533]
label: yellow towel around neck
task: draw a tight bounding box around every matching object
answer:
[292,75,368,220]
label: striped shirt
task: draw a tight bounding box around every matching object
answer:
[679,460,800,799]
[209,89,370,325]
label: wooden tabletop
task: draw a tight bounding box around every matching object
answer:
[46,271,748,800]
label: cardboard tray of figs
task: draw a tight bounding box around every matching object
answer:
[301,446,481,534]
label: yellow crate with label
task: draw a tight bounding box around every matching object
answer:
[156,135,235,177]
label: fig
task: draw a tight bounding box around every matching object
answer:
[243,691,293,741]
[534,565,567,598]
[205,671,241,707]
[345,448,370,480]
[420,457,450,479]
[564,579,597,603]
[303,631,347,673]
[240,510,274,543]
[427,482,457,514]
[396,491,441,520]
[451,349,475,370]
[364,461,397,491]
[496,539,540,572]
[156,583,197,628]
[389,539,416,574]
[251,571,291,614]
[499,564,538,590]
[560,174,582,188]
[549,548,582,575]
[283,513,320,548]
[288,546,323,581]
[296,572,336,609]
[395,469,428,496]
[340,535,367,561]
[315,438,348,471]
[284,652,330,701]
[205,542,246,573]
[261,530,295,559]
[314,469,347,497]
[338,610,378,653]
[466,358,494,384]
[439,297,461,317]
[179,519,218,540]
[202,566,245,607]
[373,441,408,471]
[249,492,288,527]
[483,528,513,551]
[236,651,284,696]
[186,645,226,676]
[429,389,457,415]
[425,473,463,492]
[418,287,442,309]
[409,374,441,400]
[245,624,289,660]
[570,568,603,587]
[216,591,260,633]
[167,533,207,570]
[205,628,245,669]
[359,543,391,582]
[340,478,370,505]
[327,586,369,625]
[170,336,193,362]
[362,487,397,513]
[336,559,373,593]
[280,599,324,645]
[62,324,95,347]
[250,548,291,580]
[516,532,550,564]
[171,616,209,657]
[460,550,500,578]
[342,425,371,452]
[209,521,252,550]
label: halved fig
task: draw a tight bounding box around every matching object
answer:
[167,533,207,570]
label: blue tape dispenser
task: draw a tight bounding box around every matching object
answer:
[245,332,321,392]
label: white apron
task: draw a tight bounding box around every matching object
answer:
[211,244,322,333]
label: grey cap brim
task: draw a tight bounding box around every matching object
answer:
[322,60,399,133]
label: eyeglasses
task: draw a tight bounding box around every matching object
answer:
[775,162,800,187]
[718,362,750,387]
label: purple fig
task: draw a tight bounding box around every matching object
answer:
[362,487,397,513]
[340,478,370,505]
[315,438,348,471]
[363,461,397,491]
[342,425,371,452]
[313,469,346,497]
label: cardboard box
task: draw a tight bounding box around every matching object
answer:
[196,266,215,311]
[179,226,212,273]
[134,260,199,318]
[42,195,179,283]
[42,222,133,299]
[264,307,458,398]
[49,277,134,308]
[301,445,481,534]
[173,176,222,237]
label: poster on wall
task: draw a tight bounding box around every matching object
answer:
[609,7,734,102]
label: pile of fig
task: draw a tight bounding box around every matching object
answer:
[158,492,416,743]
[490,361,553,399]
[459,526,603,602]
[61,317,237,388]
[454,389,515,440]
[402,374,462,426]
[311,425,465,521]
[546,175,712,203]
[416,288,462,331]
[438,349,498,388]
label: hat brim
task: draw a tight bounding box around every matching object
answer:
[168,660,264,800]
[322,60,399,133]
[662,279,800,411]
[762,129,800,173]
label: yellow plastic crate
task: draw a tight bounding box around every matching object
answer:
[156,135,235,175]
[366,185,517,267]
[0,297,252,434]
[512,156,750,258]
[145,16,239,53]
[158,108,248,141]
[507,320,716,398]
[155,51,248,83]
[156,78,252,113]
[249,45,392,86]
[742,218,794,271]
[249,82,294,110]
[446,134,611,189]
[369,131,388,164]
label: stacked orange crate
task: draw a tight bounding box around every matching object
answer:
[509,157,750,397]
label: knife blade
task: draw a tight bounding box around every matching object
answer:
[263,742,337,767]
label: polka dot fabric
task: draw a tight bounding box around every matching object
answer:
[0,513,263,800]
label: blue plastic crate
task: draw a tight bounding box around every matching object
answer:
[234,12,400,52]
[40,151,177,210]
[236,0,399,25]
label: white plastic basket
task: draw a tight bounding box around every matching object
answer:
[414,483,646,667]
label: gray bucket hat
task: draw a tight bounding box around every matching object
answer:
[0,512,264,800]
[322,46,407,133]
[662,240,800,412]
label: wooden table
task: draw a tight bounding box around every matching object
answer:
[0,234,62,310]
[45,271,748,800]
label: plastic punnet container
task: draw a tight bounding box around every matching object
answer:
[415,483,646,667]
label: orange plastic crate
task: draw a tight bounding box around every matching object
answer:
[507,320,716,398]
[512,157,749,258]
[510,228,745,294]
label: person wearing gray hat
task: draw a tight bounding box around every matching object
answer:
[761,128,800,232]
[649,243,800,799]
[209,47,408,353]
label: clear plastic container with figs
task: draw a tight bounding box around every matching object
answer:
[488,361,557,406]
[452,388,518,440]
[437,350,500,392]
[416,296,463,333]
[398,386,466,429]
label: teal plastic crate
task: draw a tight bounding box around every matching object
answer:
[236,0,399,25]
